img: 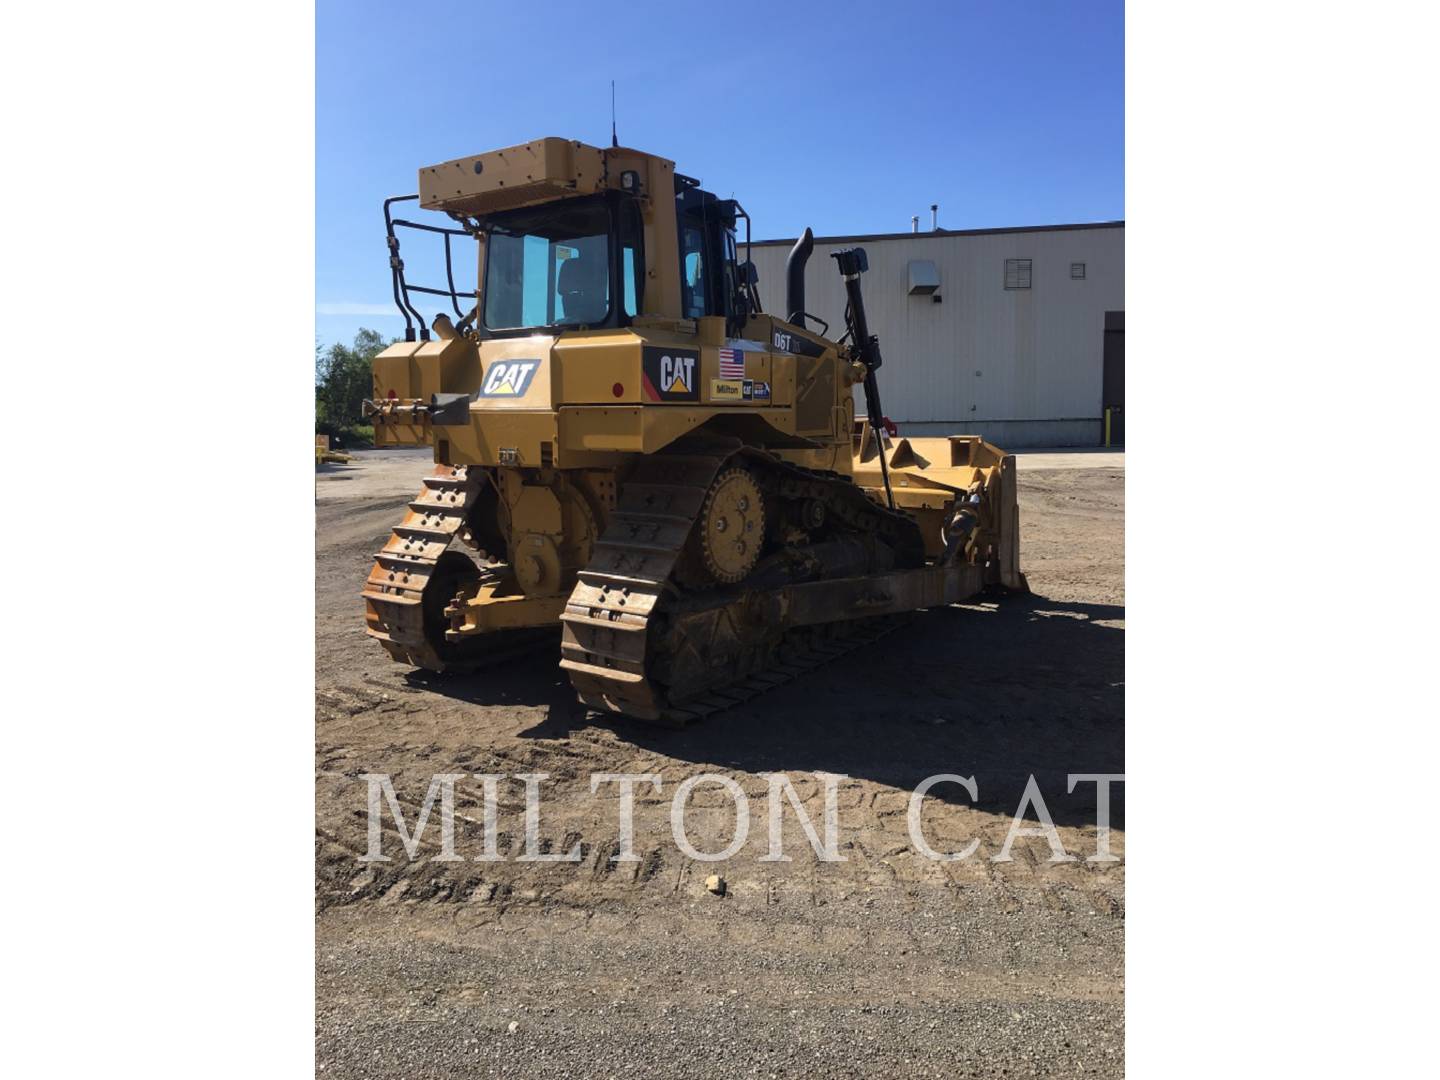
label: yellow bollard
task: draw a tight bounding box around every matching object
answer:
[1104,408,1112,448]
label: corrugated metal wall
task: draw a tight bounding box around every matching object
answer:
[742,225,1124,446]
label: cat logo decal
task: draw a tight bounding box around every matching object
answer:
[641,346,700,402]
[478,359,540,398]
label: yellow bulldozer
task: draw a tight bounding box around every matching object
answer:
[361,137,1026,724]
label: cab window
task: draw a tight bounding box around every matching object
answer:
[482,200,612,331]
[679,223,709,319]
[619,197,645,318]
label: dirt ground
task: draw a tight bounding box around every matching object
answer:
[316,446,1125,1078]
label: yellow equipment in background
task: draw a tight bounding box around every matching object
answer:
[361,138,1025,723]
[316,434,353,465]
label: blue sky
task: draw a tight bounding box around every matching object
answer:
[317,0,1123,347]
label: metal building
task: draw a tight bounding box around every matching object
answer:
[743,221,1125,447]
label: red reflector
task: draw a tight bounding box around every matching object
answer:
[612,382,624,398]
[386,389,397,399]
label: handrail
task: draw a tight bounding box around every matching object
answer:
[382,195,479,342]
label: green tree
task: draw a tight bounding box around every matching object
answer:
[315,328,391,441]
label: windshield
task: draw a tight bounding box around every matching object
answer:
[483,201,615,331]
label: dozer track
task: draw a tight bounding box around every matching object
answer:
[559,441,926,725]
[361,464,494,672]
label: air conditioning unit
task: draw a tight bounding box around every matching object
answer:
[907,260,940,296]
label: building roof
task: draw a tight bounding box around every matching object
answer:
[744,220,1125,248]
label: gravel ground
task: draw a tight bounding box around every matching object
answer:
[316,446,1125,1077]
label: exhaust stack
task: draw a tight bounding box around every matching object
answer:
[785,226,814,328]
[930,204,939,231]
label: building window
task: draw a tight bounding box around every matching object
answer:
[1071,262,1086,279]
[1004,258,1032,290]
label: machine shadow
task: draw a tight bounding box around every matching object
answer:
[525,591,1125,829]
[315,461,361,479]
[401,629,570,711]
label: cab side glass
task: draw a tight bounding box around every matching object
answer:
[623,252,638,316]
[619,198,645,319]
[680,225,708,319]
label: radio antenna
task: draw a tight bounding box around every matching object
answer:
[610,80,618,147]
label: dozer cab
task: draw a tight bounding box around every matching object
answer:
[361,137,1026,724]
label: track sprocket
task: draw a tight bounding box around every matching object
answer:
[698,467,766,584]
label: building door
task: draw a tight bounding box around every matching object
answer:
[1102,311,1124,446]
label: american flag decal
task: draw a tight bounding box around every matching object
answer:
[717,347,745,378]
